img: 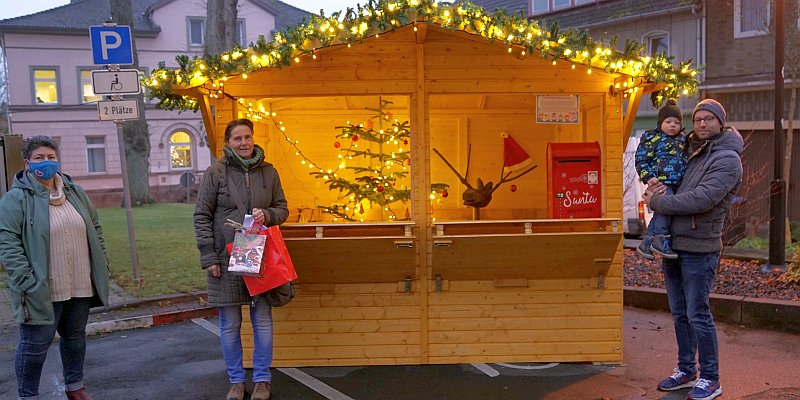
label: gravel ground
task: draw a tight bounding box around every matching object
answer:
[623,249,800,302]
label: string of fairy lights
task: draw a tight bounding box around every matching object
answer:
[143,0,700,111]
[239,97,446,221]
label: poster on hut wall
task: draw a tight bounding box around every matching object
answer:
[536,95,579,124]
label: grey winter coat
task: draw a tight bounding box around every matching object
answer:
[0,171,110,324]
[193,157,289,307]
[649,127,744,253]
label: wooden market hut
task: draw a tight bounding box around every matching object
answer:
[150,1,696,367]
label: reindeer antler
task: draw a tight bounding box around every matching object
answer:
[489,164,538,194]
[432,148,474,189]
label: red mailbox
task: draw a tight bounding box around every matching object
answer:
[547,142,602,219]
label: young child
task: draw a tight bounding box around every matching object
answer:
[635,98,687,260]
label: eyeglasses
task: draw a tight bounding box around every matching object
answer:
[692,116,717,124]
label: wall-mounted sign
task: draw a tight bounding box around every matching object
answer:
[537,95,580,124]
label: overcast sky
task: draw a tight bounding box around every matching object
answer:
[0,0,361,21]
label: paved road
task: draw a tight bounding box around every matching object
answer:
[1,307,798,399]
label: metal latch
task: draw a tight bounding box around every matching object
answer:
[435,274,442,292]
[597,272,605,290]
[404,275,412,293]
[395,240,413,248]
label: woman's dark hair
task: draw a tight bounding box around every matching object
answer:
[22,136,59,160]
[224,118,254,142]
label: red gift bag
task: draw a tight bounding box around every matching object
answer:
[241,225,297,296]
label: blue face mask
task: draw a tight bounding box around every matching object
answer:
[27,160,60,180]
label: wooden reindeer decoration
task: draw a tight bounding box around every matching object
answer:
[433,134,537,220]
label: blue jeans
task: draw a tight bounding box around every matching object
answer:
[645,186,674,236]
[662,250,721,381]
[16,297,92,399]
[218,295,273,383]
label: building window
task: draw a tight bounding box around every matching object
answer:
[80,70,102,103]
[32,68,59,104]
[236,19,246,46]
[734,0,769,38]
[86,136,107,173]
[532,0,596,14]
[169,131,193,169]
[188,17,205,46]
[644,32,669,57]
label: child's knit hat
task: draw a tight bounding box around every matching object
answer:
[657,98,683,127]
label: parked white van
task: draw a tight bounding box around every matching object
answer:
[623,133,653,238]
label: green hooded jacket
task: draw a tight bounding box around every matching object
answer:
[0,170,110,325]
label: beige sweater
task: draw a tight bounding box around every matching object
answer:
[48,176,93,302]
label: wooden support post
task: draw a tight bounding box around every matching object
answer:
[411,38,430,364]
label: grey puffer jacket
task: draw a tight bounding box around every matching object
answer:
[193,157,288,307]
[649,127,744,253]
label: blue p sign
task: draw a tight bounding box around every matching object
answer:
[89,25,134,65]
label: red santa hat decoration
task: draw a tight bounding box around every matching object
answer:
[501,132,534,174]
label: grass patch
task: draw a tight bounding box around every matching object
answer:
[97,203,205,298]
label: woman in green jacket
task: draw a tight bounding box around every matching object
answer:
[0,136,109,400]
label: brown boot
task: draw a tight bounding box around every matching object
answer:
[251,381,271,400]
[225,383,246,400]
[65,388,93,400]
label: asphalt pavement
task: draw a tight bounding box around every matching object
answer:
[1,307,798,399]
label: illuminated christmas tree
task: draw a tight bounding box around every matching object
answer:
[308,99,447,221]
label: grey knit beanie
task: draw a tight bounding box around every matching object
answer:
[693,99,726,127]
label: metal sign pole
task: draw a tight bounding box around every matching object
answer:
[115,119,142,284]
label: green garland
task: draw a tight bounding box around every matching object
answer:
[144,0,700,111]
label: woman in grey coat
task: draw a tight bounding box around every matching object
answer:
[194,118,288,400]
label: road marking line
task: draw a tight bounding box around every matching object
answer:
[192,318,219,336]
[278,367,357,400]
[471,363,500,377]
[495,362,560,370]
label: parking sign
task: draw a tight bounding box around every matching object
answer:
[89,25,133,65]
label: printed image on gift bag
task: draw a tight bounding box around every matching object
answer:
[227,229,266,276]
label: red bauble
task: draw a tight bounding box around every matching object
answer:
[510,184,518,192]
[377,186,385,192]
[442,190,449,198]
[352,135,359,142]
[333,141,341,148]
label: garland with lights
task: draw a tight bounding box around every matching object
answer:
[144,0,700,110]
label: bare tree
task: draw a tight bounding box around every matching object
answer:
[783,1,799,212]
[111,0,152,205]
[205,0,239,55]
[0,49,9,135]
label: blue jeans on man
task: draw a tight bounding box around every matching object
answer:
[218,295,274,384]
[662,251,721,382]
[16,297,92,399]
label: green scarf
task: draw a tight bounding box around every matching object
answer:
[223,144,265,171]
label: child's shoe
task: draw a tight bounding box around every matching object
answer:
[652,235,678,259]
[636,235,655,260]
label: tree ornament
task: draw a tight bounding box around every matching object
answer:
[403,139,409,145]
[352,134,359,142]
[510,184,518,192]
[377,186,384,192]
[364,119,374,130]
[359,203,365,214]
[442,189,449,198]
[334,141,341,148]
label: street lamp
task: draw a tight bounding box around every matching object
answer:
[767,0,787,272]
